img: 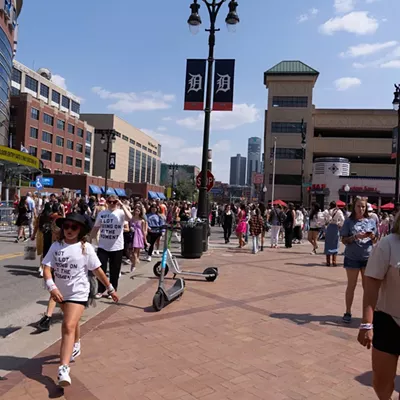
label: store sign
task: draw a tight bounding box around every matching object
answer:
[312,184,326,190]
[342,185,378,192]
[0,145,40,169]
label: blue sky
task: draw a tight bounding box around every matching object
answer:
[16,0,399,182]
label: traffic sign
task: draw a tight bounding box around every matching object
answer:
[35,176,43,191]
[196,170,215,192]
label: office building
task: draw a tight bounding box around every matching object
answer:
[160,163,199,187]
[230,153,246,186]
[10,60,94,175]
[263,60,398,204]
[80,114,161,186]
[247,137,261,185]
[0,0,23,146]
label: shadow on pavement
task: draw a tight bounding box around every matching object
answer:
[0,355,63,398]
[3,265,40,278]
[285,262,337,268]
[355,370,400,393]
[0,326,22,338]
[270,312,361,328]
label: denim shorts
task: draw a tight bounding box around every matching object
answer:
[343,257,368,269]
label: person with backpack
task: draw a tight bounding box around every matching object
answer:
[269,204,285,248]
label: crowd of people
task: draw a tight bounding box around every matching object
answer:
[9,192,400,397]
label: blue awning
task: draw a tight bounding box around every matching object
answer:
[89,185,102,195]
[115,188,127,197]
[148,191,158,199]
[101,186,116,195]
[157,192,166,200]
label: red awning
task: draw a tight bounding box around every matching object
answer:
[270,199,287,207]
[336,200,346,207]
[381,202,395,210]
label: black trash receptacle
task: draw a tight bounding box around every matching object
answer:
[181,223,204,259]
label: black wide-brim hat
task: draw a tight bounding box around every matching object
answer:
[56,213,90,235]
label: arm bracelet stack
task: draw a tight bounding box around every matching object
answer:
[107,284,115,294]
[359,323,373,330]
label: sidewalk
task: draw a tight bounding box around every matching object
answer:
[1,233,397,400]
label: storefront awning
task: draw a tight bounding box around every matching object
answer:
[157,192,166,200]
[101,186,116,195]
[0,145,42,176]
[148,191,158,199]
[115,188,127,197]
[89,185,102,195]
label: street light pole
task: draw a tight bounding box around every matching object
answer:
[300,119,306,206]
[393,84,400,203]
[187,0,239,249]
[169,163,178,199]
[271,137,277,207]
[98,129,116,197]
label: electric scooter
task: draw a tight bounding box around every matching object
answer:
[153,227,218,282]
[152,225,185,312]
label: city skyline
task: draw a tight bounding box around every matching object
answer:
[14,0,400,183]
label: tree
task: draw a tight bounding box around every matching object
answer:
[175,180,196,201]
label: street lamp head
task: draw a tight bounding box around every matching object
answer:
[393,84,400,111]
[262,186,267,193]
[225,0,240,27]
[188,1,202,33]
[344,184,350,192]
[100,135,105,145]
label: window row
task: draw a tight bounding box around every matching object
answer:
[29,146,84,168]
[271,148,305,160]
[29,127,84,152]
[268,174,302,186]
[272,96,308,108]
[271,122,307,134]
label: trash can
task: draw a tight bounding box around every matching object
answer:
[181,222,204,259]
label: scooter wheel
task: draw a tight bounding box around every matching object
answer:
[152,290,165,312]
[153,262,169,277]
[203,267,218,282]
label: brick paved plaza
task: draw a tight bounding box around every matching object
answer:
[1,235,398,400]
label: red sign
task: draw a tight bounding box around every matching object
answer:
[342,185,378,192]
[196,170,215,192]
[312,184,326,190]
[252,173,263,185]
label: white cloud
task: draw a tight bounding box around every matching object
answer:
[340,41,397,57]
[51,74,67,90]
[297,8,319,23]
[352,46,400,68]
[92,87,176,112]
[334,77,362,91]
[334,0,356,13]
[176,103,260,131]
[162,116,173,121]
[213,140,231,153]
[157,126,167,131]
[380,60,400,68]
[320,11,379,35]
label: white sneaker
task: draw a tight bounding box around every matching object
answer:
[38,266,43,277]
[70,341,81,362]
[58,365,71,387]
[146,256,152,262]
[154,250,160,256]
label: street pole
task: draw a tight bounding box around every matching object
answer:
[169,163,178,199]
[98,129,116,198]
[300,119,306,206]
[393,84,400,203]
[271,137,277,207]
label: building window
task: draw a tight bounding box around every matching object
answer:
[29,146,37,157]
[42,131,53,144]
[55,153,63,163]
[141,153,146,182]
[25,75,38,92]
[52,90,60,104]
[76,143,83,153]
[12,67,21,83]
[85,146,91,158]
[272,96,308,108]
[128,147,135,183]
[269,174,302,185]
[271,122,307,134]
[135,150,141,182]
[115,132,121,138]
[61,96,70,109]
[143,146,148,151]
[56,136,64,147]
[41,149,52,161]
[31,107,39,120]
[129,139,135,145]
[43,113,54,126]
[66,156,73,166]
[57,119,65,130]
[40,83,49,98]
[77,128,83,138]
[67,124,74,134]
[75,159,82,168]
[152,157,156,185]
[84,160,90,173]
[86,131,92,143]
[11,86,20,96]
[146,155,151,182]
[273,148,304,160]
[71,100,80,114]
[30,127,38,139]
[122,135,129,142]
[54,170,62,175]
[136,142,142,148]
[67,140,74,150]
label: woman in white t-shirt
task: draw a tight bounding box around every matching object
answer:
[42,213,119,388]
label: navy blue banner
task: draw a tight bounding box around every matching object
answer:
[184,59,206,111]
[213,59,235,111]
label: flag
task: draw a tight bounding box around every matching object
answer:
[212,59,235,111]
[184,59,206,111]
[20,143,29,153]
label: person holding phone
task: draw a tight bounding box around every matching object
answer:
[340,196,377,324]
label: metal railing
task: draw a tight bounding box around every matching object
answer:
[0,206,17,237]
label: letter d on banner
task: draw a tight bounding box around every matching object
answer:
[184,59,206,111]
[213,59,235,111]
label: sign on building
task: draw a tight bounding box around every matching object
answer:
[109,152,116,170]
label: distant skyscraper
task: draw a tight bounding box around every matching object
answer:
[230,154,246,186]
[247,137,262,185]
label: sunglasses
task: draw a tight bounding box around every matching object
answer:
[108,200,118,205]
[63,223,80,231]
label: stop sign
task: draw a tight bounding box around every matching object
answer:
[196,170,215,192]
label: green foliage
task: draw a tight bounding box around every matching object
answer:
[175,180,197,201]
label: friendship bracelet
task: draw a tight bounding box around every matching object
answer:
[45,279,57,292]
[359,323,373,330]
[107,284,115,294]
